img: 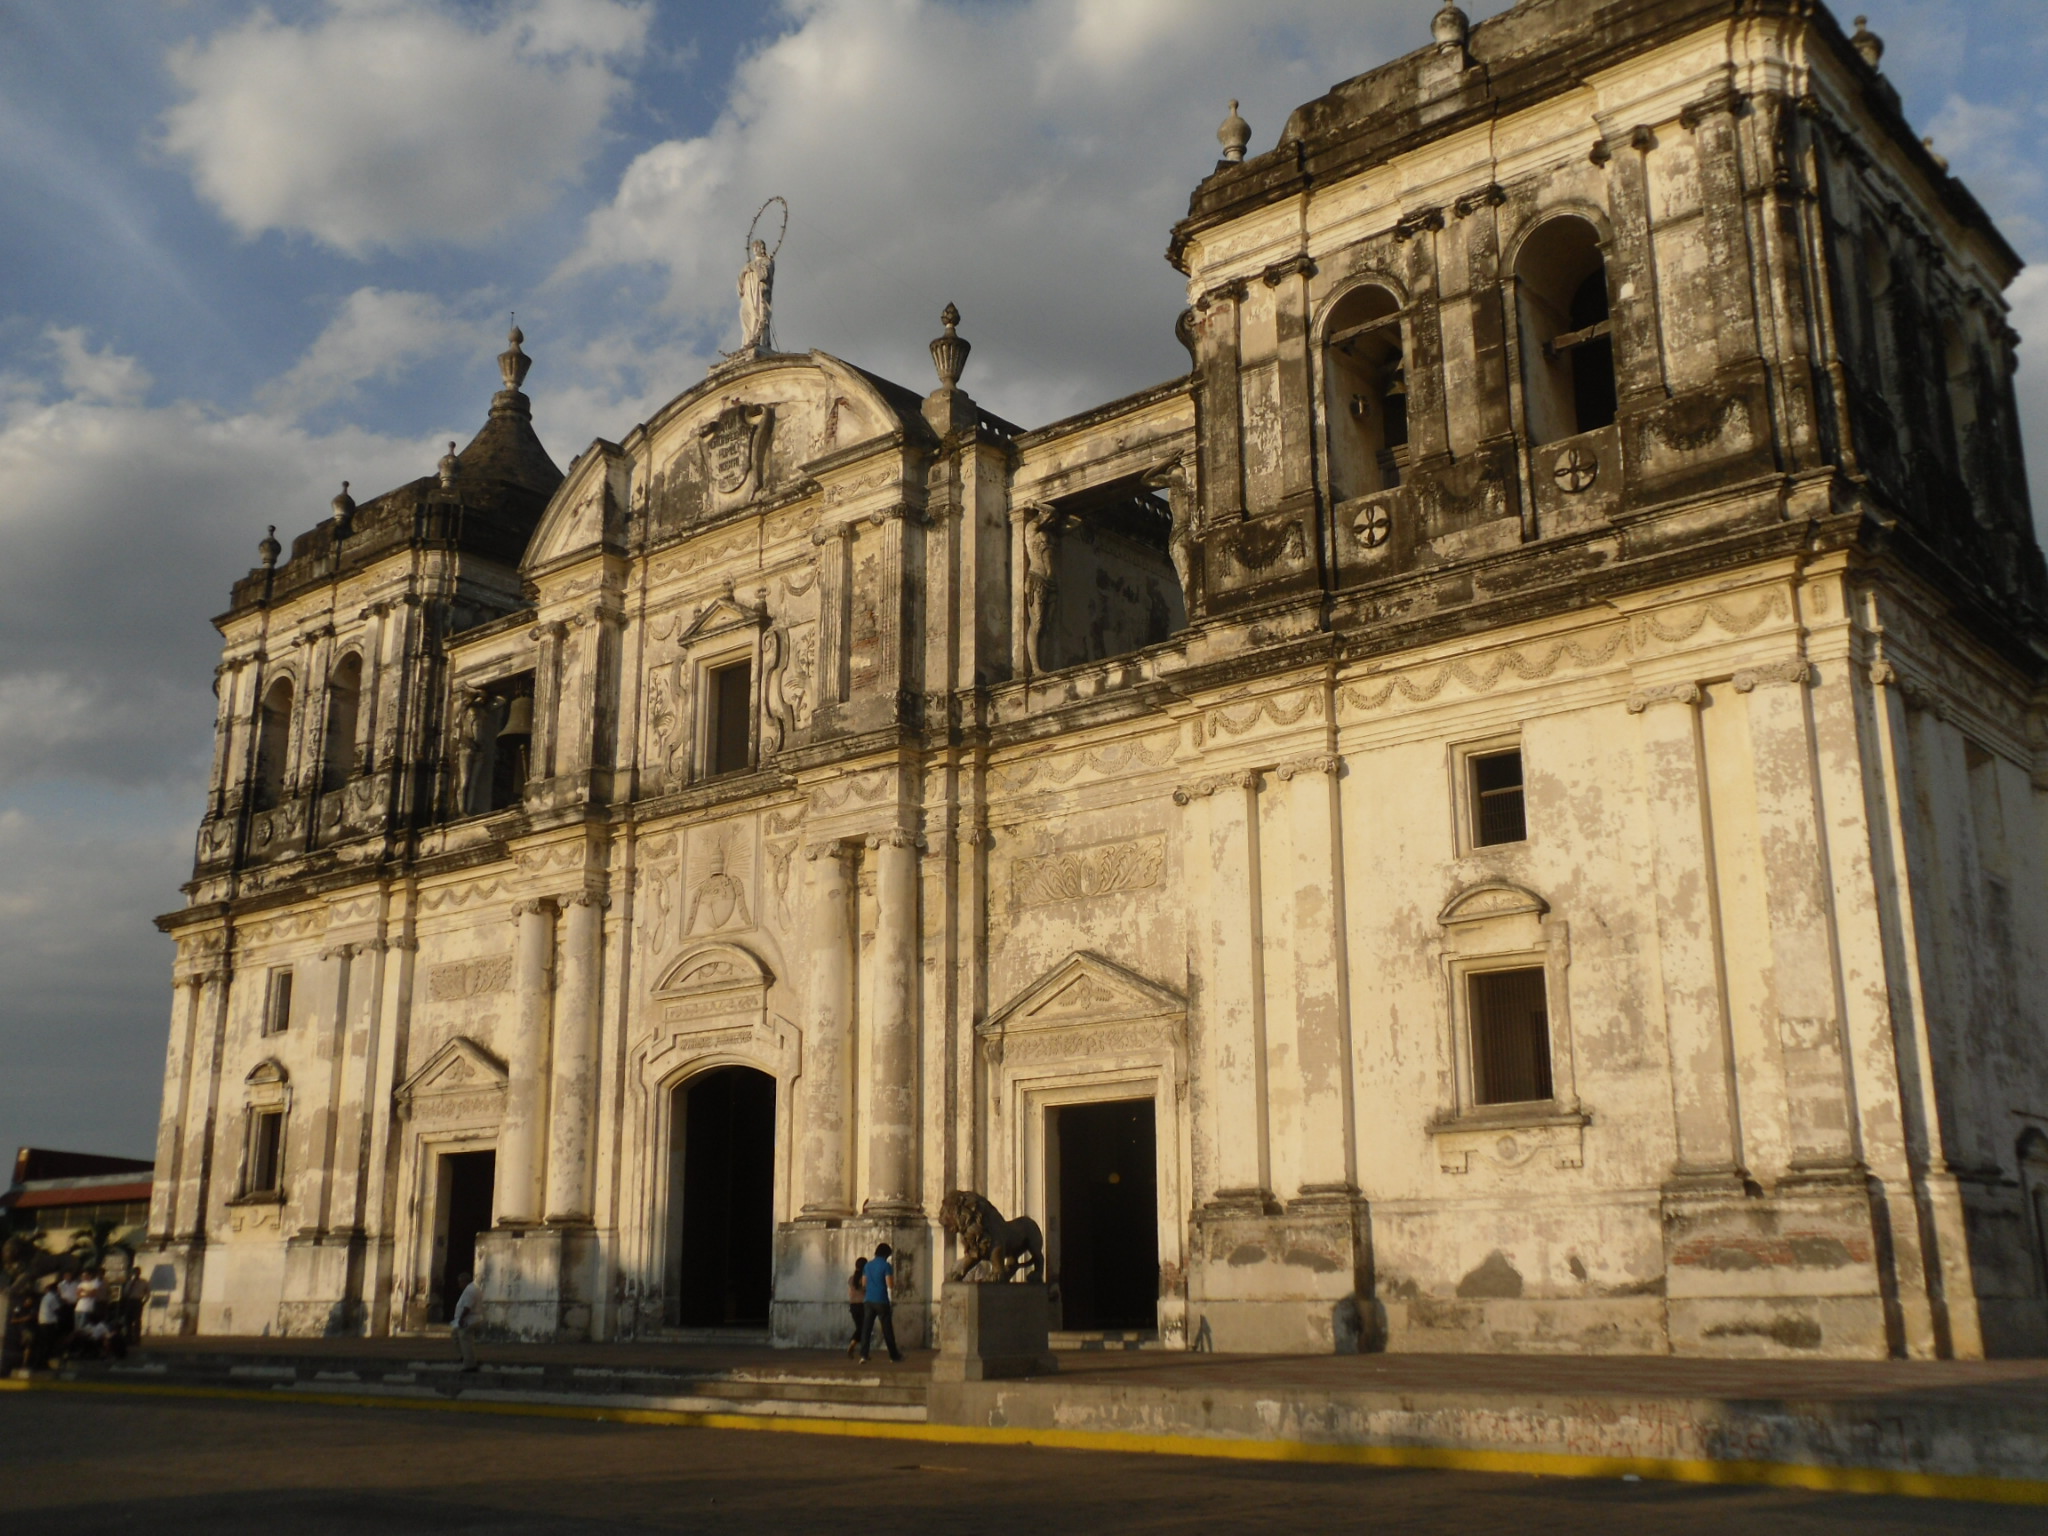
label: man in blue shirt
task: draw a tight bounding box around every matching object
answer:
[858,1242,902,1363]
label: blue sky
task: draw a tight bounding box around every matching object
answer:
[2,0,2045,1163]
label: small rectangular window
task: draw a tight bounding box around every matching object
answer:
[248,1109,285,1195]
[1471,749,1527,846]
[1469,967,1554,1105]
[707,660,752,777]
[265,970,294,1036]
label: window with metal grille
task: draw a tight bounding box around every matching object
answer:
[265,969,293,1036]
[707,661,753,776]
[1471,749,1527,846]
[1468,967,1553,1105]
[247,1109,285,1195]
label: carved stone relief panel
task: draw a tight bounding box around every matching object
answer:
[683,819,758,937]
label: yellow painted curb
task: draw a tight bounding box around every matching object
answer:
[6,1374,2046,1507]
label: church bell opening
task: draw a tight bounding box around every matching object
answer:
[1053,1098,1159,1333]
[670,1067,776,1328]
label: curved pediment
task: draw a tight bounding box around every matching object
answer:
[524,440,632,573]
[652,942,775,998]
[245,1058,289,1088]
[1438,881,1549,926]
[636,353,924,535]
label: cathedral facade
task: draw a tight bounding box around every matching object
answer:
[147,0,2048,1359]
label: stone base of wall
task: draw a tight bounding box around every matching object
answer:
[137,1239,205,1338]
[772,1214,932,1350]
[475,1222,598,1341]
[1381,1295,1669,1354]
[276,1230,366,1337]
[1187,1199,1372,1353]
[1661,1177,1888,1359]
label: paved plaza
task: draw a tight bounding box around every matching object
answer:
[0,1391,2037,1533]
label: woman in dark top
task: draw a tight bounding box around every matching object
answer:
[845,1257,867,1358]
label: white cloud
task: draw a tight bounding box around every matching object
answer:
[0,338,455,789]
[161,0,651,256]
[0,332,466,1161]
[557,0,1500,427]
[260,287,470,417]
[47,324,152,405]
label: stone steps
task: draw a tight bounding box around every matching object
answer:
[80,1351,927,1420]
[1051,1330,1160,1351]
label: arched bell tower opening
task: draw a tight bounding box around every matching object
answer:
[1514,215,1617,446]
[666,1065,777,1328]
[1324,283,1409,500]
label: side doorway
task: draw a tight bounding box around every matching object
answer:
[432,1149,495,1323]
[1051,1099,1159,1333]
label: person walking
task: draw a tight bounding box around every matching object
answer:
[450,1271,481,1373]
[32,1280,63,1371]
[858,1243,902,1364]
[844,1256,868,1358]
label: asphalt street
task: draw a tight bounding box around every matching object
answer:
[0,1392,2035,1533]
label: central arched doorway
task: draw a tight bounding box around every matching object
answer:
[667,1066,776,1328]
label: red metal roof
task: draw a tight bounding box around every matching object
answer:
[12,1181,153,1209]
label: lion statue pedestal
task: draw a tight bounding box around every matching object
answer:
[931,1280,1058,1381]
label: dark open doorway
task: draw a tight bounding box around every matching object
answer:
[670,1067,776,1327]
[435,1149,495,1322]
[1054,1098,1159,1332]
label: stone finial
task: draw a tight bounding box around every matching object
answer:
[1851,15,1884,70]
[1217,100,1250,164]
[498,320,532,392]
[438,440,460,490]
[331,480,356,536]
[929,302,971,391]
[258,525,281,567]
[1432,2,1470,48]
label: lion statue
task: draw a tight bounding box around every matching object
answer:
[939,1190,1045,1283]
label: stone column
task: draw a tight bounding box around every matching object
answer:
[495,898,555,1224]
[1182,770,1271,1208]
[295,943,356,1233]
[1198,281,1249,519]
[1278,754,1354,1195]
[810,523,852,709]
[1628,683,1745,1182]
[147,974,204,1240]
[1735,659,1859,1173]
[545,892,606,1223]
[864,829,920,1214]
[799,841,857,1218]
[175,966,233,1238]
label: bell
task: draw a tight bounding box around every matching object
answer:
[1384,367,1409,398]
[499,695,533,739]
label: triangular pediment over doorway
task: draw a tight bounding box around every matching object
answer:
[981,950,1185,1038]
[397,1035,508,1103]
[676,589,767,647]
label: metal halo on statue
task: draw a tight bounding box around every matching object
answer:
[747,196,789,260]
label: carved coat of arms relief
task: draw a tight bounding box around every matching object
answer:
[698,398,774,502]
